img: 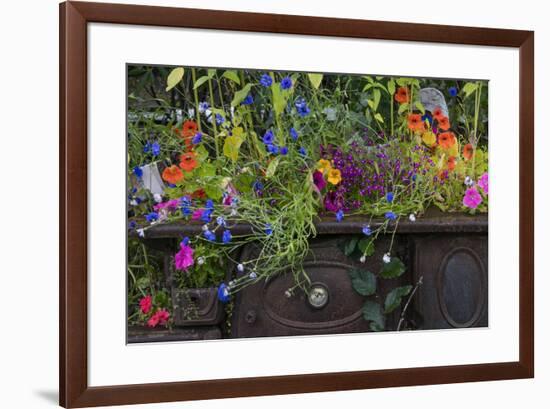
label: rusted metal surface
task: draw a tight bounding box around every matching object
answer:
[172,288,225,326]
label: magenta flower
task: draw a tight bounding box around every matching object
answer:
[478,172,488,194]
[463,187,482,209]
[313,170,327,191]
[191,209,204,220]
[175,242,194,271]
[153,199,179,212]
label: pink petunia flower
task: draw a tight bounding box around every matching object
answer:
[478,172,488,195]
[313,170,327,191]
[153,199,179,212]
[174,242,194,271]
[139,295,152,314]
[463,187,482,209]
[191,209,204,220]
[147,309,170,327]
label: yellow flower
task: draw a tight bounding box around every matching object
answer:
[421,131,436,147]
[317,159,332,174]
[327,168,342,185]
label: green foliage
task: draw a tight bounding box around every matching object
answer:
[380,257,406,279]
[362,300,385,331]
[166,67,184,91]
[348,269,377,296]
[384,285,412,313]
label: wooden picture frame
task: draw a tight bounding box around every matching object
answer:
[59,1,534,407]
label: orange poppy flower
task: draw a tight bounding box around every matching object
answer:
[191,188,206,199]
[438,132,457,149]
[447,156,456,171]
[179,152,198,172]
[437,116,450,131]
[394,87,409,104]
[407,113,425,132]
[181,120,198,138]
[432,107,445,121]
[162,165,184,185]
[463,143,474,161]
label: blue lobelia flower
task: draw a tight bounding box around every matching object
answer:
[449,86,458,97]
[386,192,394,203]
[362,224,372,236]
[204,230,216,241]
[201,209,213,223]
[290,127,298,141]
[181,236,190,246]
[265,223,273,236]
[262,130,275,145]
[151,141,160,156]
[215,113,225,125]
[281,76,292,90]
[145,212,159,222]
[133,165,143,178]
[199,101,209,113]
[217,283,231,303]
[192,132,202,144]
[241,94,254,105]
[298,147,307,157]
[143,142,152,153]
[259,74,273,87]
[336,209,344,222]
[128,220,137,230]
[216,216,226,227]
[385,211,397,220]
[280,146,288,155]
[253,180,264,192]
[421,113,433,125]
[295,98,311,117]
[222,229,232,244]
[266,144,279,155]
[205,199,214,210]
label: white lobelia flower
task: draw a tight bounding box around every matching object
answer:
[284,290,292,298]
[197,256,205,265]
[202,224,209,231]
[129,199,138,206]
[409,213,416,222]
[230,209,238,217]
[137,228,145,238]
[249,271,258,279]
[153,193,163,203]
[237,263,245,273]
[464,176,474,186]
[360,255,366,263]
[382,253,391,263]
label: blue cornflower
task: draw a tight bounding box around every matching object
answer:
[143,142,152,153]
[362,225,372,236]
[145,212,159,222]
[281,76,292,90]
[192,132,202,144]
[280,146,288,155]
[216,216,226,227]
[295,98,311,117]
[199,101,209,113]
[298,147,307,157]
[262,130,274,145]
[386,192,394,203]
[215,113,225,125]
[253,180,264,192]
[265,224,273,236]
[204,230,216,241]
[151,141,160,156]
[222,229,232,244]
[336,210,344,222]
[449,86,458,97]
[241,94,254,105]
[128,220,137,230]
[133,166,143,178]
[205,199,214,210]
[260,74,273,87]
[290,127,298,141]
[217,283,231,303]
[385,211,397,220]
[201,209,213,223]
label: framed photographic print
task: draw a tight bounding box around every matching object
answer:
[60,1,534,407]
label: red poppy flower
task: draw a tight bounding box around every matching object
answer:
[191,188,206,199]
[407,113,425,132]
[437,116,451,130]
[447,156,456,171]
[181,120,198,138]
[162,165,184,185]
[394,87,409,104]
[463,143,474,161]
[438,132,457,149]
[179,152,198,172]
[432,107,445,121]
[139,295,152,314]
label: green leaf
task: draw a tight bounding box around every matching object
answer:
[222,70,241,84]
[154,290,169,308]
[384,285,413,313]
[348,269,376,296]
[462,82,478,98]
[223,135,244,162]
[136,276,150,289]
[415,100,426,114]
[398,102,410,115]
[207,68,217,77]
[271,82,287,116]
[373,88,381,111]
[204,182,223,200]
[307,73,323,89]
[193,75,211,90]
[344,237,359,256]
[387,79,396,95]
[380,257,406,279]
[374,113,384,123]
[231,83,253,107]
[363,300,385,331]
[358,238,375,257]
[266,156,280,178]
[165,67,184,91]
